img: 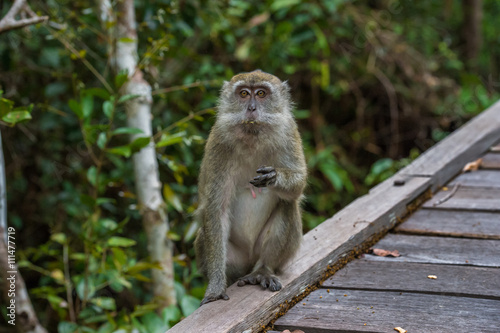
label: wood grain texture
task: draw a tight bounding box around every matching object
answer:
[481,153,500,169]
[449,170,500,188]
[323,260,500,298]
[394,209,500,239]
[274,289,500,333]
[423,186,500,211]
[364,234,500,267]
[167,177,430,333]
[396,100,500,190]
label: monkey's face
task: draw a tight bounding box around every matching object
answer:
[234,85,271,123]
[216,70,294,136]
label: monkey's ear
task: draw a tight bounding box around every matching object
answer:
[281,80,291,94]
[221,81,230,91]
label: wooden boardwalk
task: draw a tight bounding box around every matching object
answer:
[272,146,500,333]
[168,102,500,333]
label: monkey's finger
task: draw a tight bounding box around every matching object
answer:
[250,178,267,187]
[201,293,230,305]
[269,278,282,291]
[256,166,274,174]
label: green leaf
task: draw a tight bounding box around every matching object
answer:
[164,184,183,212]
[106,145,131,158]
[90,297,116,310]
[51,233,67,244]
[270,0,301,12]
[81,94,94,119]
[156,132,186,148]
[118,37,136,43]
[111,127,143,136]
[293,109,310,119]
[58,321,79,333]
[130,136,151,153]
[167,230,181,241]
[110,247,126,270]
[142,312,168,333]
[99,218,117,230]
[75,277,96,300]
[103,100,114,118]
[80,194,96,208]
[118,94,141,104]
[97,132,107,149]
[162,305,182,326]
[1,110,32,125]
[115,70,129,89]
[180,295,200,316]
[84,87,111,100]
[96,198,115,205]
[107,236,136,247]
[131,303,160,317]
[126,261,161,275]
[69,99,82,119]
[0,98,14,117]
[87,166,97,186]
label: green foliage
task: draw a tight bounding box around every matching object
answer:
[0,91,33,125]
[1,0,499,331]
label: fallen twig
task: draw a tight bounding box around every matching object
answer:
[433,183,461,207]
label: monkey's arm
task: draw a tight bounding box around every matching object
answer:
[250,131,306,201]
[197,136,234,305]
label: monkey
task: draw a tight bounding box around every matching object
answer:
[194,70,307,305]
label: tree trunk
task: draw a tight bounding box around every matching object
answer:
[0,229,48,333]
[462,0,483,69]
[110,0,176,307]
[0,131,7,242]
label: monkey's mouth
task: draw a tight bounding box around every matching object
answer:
[241,120,260,125]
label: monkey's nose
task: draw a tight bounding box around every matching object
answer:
[248,103,256,112]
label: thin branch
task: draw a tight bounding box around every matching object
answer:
[151,80,222,96]
[153,107,215,140]
[47,26,114,93]
[433,183,461,207]
[0,0,48,33]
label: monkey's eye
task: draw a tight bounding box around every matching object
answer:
[256,90,266,98]
[240,90,249,98]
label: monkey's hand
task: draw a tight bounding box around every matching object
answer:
[249,166,277,188]
[200,291,229,306]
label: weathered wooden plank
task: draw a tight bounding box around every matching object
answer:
[395,100,500,190]
[394,209,500,239]
[167,177,430,333]
[423,186,500,211]
[274,289,500,333]
[448,170,500,188]
[481,153,500,169]
[364,234,500,267]
[323,260,500,298]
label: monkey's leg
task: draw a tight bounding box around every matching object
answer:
[237,201,302,291]
[198,208,231,305]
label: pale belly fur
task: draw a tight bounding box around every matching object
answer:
[227,183,278,265]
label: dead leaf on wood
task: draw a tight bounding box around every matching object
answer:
[394,327,407,333]
[427,275,437,279]
[490,145,500,152]
[462,158,482,172]
[369,248,400,257]
[281,330,305,333]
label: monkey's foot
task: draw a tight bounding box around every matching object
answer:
[200,292,229,306]
[237,272,282,291]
